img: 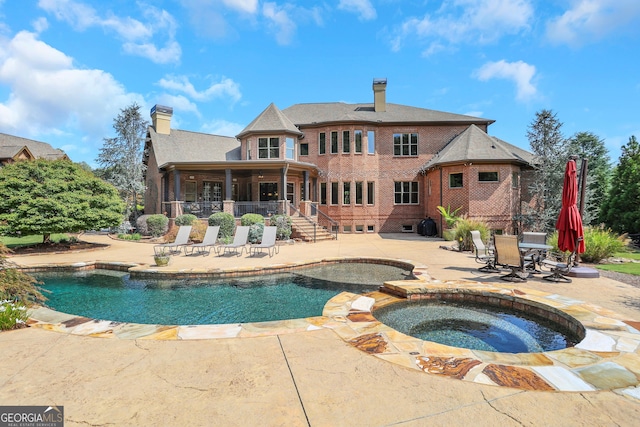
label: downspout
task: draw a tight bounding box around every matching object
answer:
[439,167,443,237]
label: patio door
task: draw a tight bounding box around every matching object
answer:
[260,183,278,201]
[202,181,222,214]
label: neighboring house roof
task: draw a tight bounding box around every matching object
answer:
[237,103,303,139]
[0,133,67,161]
[148,127,240,169]
[421,124,534,170]
[282,102,494,126]
[0,145,33,160]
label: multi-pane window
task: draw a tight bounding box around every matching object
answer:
[354,130,362,153]
[330,131,338,154]
[478,171,498,182]
[286,137,295,160]
[185,181,197,202]
[342,131,350,153]
[343,182,350,204]
[320,182,327,205]
[258,137,279,159]
[331,182,339,205]
[512,172,519,188]
[394,182,418,204]
[449,173,463,188]
[246,139,251,160]
[367,182,374,204]
[367,131,375,154]
[393,133,418,156]
[355,182,363,204]
[319,133,326,155]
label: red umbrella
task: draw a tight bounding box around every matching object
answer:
[556,159,585,253]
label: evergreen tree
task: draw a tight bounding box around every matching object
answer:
[601,136,640,233]
[567,132,612,225]
[97,102,148,222]
[526,109,569,232]
[0,159,124,243]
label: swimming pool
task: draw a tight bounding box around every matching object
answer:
[35,262,410,325]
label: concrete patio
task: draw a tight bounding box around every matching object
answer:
[1,233,639,426]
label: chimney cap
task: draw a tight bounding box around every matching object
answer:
[150,104,173,116]
[373,78,387,85]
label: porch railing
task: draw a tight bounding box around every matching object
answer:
[234,201,280,217]
[181,201,221,218]
[310,202,339,239]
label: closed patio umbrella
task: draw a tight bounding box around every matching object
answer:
[556,159,585,254]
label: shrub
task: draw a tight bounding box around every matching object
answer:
[209,212,235,239]
[117,233,141,241]
[547,227,625,263]
[0,300,29,330]
[248,223,265,243]
[437,205,462,228]
[241,213,265,226]
[453,217,491,251]
[136,214,152,236]
[175,214,198,226]
[146,214,169,238]
[164,220,207,243]
[271,214,292,240]
[0,244,44,304]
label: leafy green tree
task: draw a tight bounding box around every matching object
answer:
[97,102,148,222]
[0,159,124,243]
[601,136,640,233]
[567,132,612,225]
[526,109,569,232]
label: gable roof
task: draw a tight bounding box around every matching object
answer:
[0,133,67,161]
[237,103,303,139]
[421,124,533,170]
[282,102,494,126]
[147,127,240,168]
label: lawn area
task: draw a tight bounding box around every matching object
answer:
[594,250,640,276]
[0,234,70,248]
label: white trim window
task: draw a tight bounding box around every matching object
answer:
[393,133,418,156]
[258,137,279,159]
[394,181,418,204]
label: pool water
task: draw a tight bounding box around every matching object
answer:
[36,263,410,325]
[374,299,581,353]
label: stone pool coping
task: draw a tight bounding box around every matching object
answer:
[24,261,640,397]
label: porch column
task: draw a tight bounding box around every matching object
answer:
[303,171,309,200]
[225,169,232,200]
[173,170,181,201]
[280,167,287,201]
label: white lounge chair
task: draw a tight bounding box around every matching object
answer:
[183,226,220,256]
[249,226,279,257]
[215,226,250,256]
[154,225,192,255]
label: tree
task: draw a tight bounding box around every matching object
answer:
[567,132,612,225]
[526,109,569,232]
[601,136,640,233]
[0,159,125,243]
[96,102,148,222]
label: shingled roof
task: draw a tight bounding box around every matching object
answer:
[421,124,533,170]
[0,133,67,161]
[148,127,240,168]
[237,103,303,139]
[282,102,494,126]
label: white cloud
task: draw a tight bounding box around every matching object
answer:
[157,75,242,103]
[0,30,142,140]
[546,0,640,46]
[474,59,537,101]
[391,0,533,53]
[38,0,181,64]
[262,2,296,45]
[222,0,259,14]
[338,0,376,21]
[201,119,245,137]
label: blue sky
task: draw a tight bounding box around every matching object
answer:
[0,0,638,168]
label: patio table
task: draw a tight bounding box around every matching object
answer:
[518,242,552,273]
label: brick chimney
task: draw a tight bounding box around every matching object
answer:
[373,78,387,112]
[151,105,173,135]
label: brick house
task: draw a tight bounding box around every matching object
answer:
[143,79,534,236]
[0,133,68,166]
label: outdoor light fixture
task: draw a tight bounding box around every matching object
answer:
[258,171,264,179]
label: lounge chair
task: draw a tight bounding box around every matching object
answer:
[471,230,498,273]
[183,226,220,256]
[249,226,279,257]
[215,226,250,256]
[493,234,527,282]
[154,225,192,255]
[540,237,584,283]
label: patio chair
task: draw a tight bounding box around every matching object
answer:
[471,230,499,273]
[154,225,192,255]
[540,237,584,283]
[183,226,220,256]
[249,226,279,257]
[493,234,527,282]
[215,226,250,256]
